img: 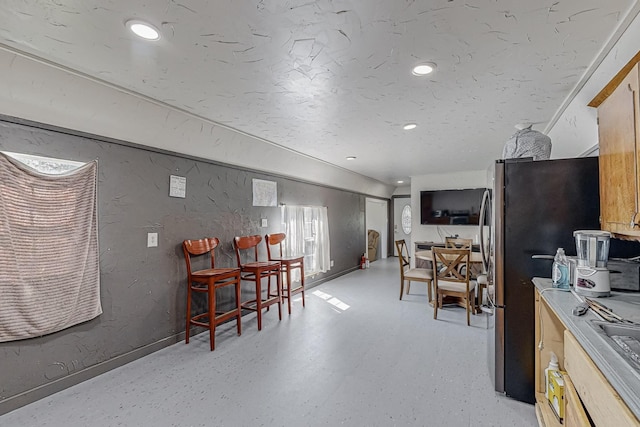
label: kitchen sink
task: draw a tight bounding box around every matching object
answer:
[590,321,640,371]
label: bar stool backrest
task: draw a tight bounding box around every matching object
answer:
[265,233,286,259]
[233,235,262,267]
[183,237,220,275]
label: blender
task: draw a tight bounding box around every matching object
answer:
[573,230,611,297]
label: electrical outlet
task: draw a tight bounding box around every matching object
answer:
[261,218,268,227]
[330,260,334,267]
[147,232,158,248]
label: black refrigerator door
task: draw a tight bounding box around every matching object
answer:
[502,157,600,404]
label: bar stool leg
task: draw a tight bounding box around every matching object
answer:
[185,285,192,344]
[277,269,282,320]
[208,282,215,351]
[256,273,263,331]
[266,274,271,312]
[235,274,242,336]
[300,263,305,308]
[286,265,292,315]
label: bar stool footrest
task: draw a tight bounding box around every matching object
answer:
[241,296,280,311]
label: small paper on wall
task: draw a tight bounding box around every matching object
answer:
[169,175,186,198]
[252,178,277,206]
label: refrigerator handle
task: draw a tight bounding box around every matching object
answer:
[479,189,491,272]
[531,255,554,260]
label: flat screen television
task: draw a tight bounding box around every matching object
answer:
[420,188,486,225]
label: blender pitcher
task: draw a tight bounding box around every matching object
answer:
[573,230,611,297]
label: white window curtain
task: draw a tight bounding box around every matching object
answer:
[281,205,330,278]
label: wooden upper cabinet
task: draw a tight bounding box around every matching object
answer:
[597,65,639,235]
[590,52,640,240]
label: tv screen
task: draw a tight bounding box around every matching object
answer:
[420,188,486,225]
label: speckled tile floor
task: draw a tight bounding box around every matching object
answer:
[0,258,537,427]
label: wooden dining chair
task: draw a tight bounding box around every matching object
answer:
[265,233,305,315]
[233,235,282,330]
[395,239,433,301]
[431,246,477,326]
[182,237,242,351]
[445,237,473,249]
[445,237,481,305]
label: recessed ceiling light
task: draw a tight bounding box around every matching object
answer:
[397,180,404,184]
[126,19,160,41]
[403,123,417,130]
[412,63,436,76]
[346,156,356,160]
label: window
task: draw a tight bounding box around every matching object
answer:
[2,151,84,174]
[281,205,331,277]
[401,204,412,234]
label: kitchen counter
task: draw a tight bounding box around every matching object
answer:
[533,277,640,421]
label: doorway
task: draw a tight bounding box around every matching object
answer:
[365,198,388,261]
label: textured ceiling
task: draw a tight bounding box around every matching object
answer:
[0,0,635,185]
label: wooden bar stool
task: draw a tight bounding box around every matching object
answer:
[233,235,282,330]
[265,233,305,314]
[182,237,242,351]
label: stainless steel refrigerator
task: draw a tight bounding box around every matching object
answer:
[486,157,600,404]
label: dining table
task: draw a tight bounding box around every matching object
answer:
[415,248,485,312]
[415,249,483,265]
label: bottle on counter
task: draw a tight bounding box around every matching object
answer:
[552,248,570,290]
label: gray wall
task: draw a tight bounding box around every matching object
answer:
[0,117,366,412]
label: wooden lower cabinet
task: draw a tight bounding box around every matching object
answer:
[563,374,590,427]
[564,331,639,427]
[534,289,640,426]
[535,290,566,426]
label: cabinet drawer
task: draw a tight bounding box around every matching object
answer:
[564,331,639,426]
[564,374,590,427]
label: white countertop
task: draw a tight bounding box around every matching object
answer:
[533,277,640,420]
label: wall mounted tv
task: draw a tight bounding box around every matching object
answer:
[420,188,486,225]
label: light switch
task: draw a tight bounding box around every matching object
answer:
[147,232,158,247]
[261,218,268,227]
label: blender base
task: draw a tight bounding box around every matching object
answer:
[574,287,611,298]
[575,269,611,297]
